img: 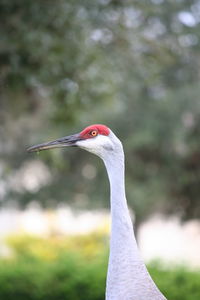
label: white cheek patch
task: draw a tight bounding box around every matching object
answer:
[76,138,96,149]
[103,143,114,151]
[76,135,113,153]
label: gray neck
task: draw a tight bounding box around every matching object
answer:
[103,150,167,300]
[104,151,128,218]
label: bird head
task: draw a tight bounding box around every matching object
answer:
[27,124,123,160]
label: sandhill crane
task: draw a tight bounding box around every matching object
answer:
[28,124,167,300]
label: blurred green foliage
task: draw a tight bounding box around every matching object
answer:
[1,0,200,224]
[6,231,109,261]
[0,233,200,300]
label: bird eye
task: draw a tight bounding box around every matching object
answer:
[90,130,98,137]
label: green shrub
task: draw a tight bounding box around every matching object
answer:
[0,255,200,300]
[149,262,200,300]
[0,234,200,300]
[0,253,107,300]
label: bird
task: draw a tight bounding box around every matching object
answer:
[27,124,167,300]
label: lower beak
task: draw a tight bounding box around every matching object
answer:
[27,133,81,153]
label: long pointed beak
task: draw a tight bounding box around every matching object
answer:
[27,133,81,153]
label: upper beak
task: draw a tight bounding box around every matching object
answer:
[27,133,81,153]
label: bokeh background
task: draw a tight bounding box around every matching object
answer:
[1,0,200,299]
